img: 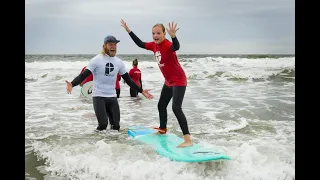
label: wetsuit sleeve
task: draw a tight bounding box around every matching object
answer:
[170,37,180,51]
[128,32,154,51]
[117,73,121,81]
[140,79,143,89]
[121,73,143,93]
[71,69,92,87]
[128,31,146,48]
[140,70,142,89]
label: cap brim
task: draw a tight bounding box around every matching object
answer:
[105,40,120,43]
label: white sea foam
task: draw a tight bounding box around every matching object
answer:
[25,56,295,180]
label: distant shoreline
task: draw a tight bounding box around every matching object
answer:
[25,53,295,56]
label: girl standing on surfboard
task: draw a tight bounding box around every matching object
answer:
[120,19,192,148]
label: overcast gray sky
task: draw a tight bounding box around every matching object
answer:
[25,0,295,54]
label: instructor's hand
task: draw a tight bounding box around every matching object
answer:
[142,89,153,100]
[120,19,131,33]
[65,80,73,94]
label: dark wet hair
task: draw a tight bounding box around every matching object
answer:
[133,59,138,66]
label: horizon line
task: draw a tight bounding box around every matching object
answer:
[25,53,295,56]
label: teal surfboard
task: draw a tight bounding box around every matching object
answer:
[128,126,231,162]
[80,81,93,98]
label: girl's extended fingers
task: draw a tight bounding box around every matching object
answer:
[174,23,178,30]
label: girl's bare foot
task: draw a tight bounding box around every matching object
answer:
[177,134,193,148]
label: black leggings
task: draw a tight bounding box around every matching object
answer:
[157,84,190,135]
[93,97,120,131]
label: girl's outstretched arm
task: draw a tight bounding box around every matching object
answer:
[121,19,146,49]
[128,31,146,49]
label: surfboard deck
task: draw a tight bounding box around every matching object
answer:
[128,126,231,162]
[80,81,93,99]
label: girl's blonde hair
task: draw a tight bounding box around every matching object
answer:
[153,23,165,32]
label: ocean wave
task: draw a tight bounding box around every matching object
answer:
[187,68,295,82]
[25,54,294,62]
[25,73,48,83]
[25,55,295,83]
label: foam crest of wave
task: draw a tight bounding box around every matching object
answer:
[182,56,294,81]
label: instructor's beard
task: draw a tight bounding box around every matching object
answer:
[105,47,116,57]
